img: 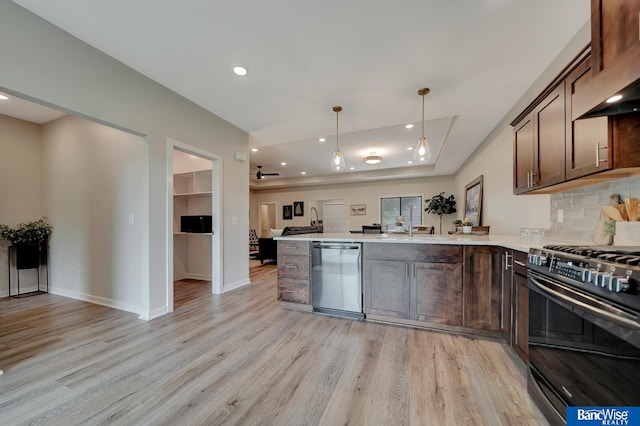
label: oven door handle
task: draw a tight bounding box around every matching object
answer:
[529,272,640,331]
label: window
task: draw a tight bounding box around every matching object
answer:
[380,196,422,231]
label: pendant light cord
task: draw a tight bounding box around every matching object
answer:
[421,92,425,140]
[333,106,341,150]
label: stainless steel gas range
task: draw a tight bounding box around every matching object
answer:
[526,245,640,425]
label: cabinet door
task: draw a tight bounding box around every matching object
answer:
[513,116,535,194]
[278,277,310,304]
[533,83,566,189]
[364,260,411,319]
[500,250,513,342]
[512,272,528,362]
[463,246,500,330]
[565,57,611,180]
[414,262,462,326]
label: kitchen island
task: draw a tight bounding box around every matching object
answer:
[274,233,565,344]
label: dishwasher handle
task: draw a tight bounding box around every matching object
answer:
[313,244,360,250]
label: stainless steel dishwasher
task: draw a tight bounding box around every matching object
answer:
[311,242,363,319]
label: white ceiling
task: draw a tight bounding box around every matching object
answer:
[10,0,590,188]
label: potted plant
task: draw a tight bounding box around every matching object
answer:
[462,218,473,234]
[424,192,457,234]
[0,218,53,269]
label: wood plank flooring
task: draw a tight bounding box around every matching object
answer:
[0,263,549,425]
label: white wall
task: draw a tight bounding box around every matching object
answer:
[0,114,43,297]
[0,2,249,318]
[251,176,457,234]
[41,115,147,312]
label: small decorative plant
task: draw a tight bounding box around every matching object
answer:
[462,218,472,226]
[425,192,457,234]
[0,218,53,246]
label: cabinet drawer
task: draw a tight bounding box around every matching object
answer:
[277,255,310,279]
[364,243,462,263]
[513,250,528,277]
[277,240,310,256]
[278,278,310,304]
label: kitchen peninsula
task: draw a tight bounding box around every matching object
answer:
[275,232,561,359]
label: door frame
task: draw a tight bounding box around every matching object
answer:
[167,138,223,312]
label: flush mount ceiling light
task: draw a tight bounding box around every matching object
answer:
[405,124,414,129]
[414,87,432,163]
[233,65,247,76]
[364,152,382,165]
[330,106,346,172]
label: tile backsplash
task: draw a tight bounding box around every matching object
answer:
[546,175,640,243]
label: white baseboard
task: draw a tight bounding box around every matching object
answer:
[223,278,250,293]
[138,306,168,321]
[186,273,212,280]
[49,287,142,317]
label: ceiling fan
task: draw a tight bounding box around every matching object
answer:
[255,165,280,180]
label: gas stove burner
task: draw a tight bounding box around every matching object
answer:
[543,245,640,262]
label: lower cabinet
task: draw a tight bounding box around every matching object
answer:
[364,244,463,326]
[512,250,529,362]
[276,241,310,305]
[462,246,501,331]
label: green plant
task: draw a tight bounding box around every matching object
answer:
[424,192,457,234]
[0,218,53,246]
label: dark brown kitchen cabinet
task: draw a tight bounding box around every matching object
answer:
[363,243,463,326]
[463,246,501,331]
[572,0,640,118]
[500,249,514,341]
[414,262,462,325]
[277,241,310,305]
[512,251,529,362]
[565,57,610,180]
[513,84,566,194]
[366,260,411,319]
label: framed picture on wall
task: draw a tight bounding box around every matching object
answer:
[463,175,484,226]
[350,204,366,216]
[293,201,304,216]
[283,205,293,220]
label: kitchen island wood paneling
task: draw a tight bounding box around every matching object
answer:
[275,233,557,340]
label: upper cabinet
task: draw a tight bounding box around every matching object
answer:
[513,51,640,194]
[573,0,640,118]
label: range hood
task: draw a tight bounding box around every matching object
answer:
[579,79,640,119]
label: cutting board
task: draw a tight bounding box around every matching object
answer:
[594,207,613,245]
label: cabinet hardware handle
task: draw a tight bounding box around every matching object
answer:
[405,263,409,278]
[595,142,607,168]
[285,265,299,269]
[514,260,526,267]
[526,171,531,188]
[504,251,512,271]
[530,170,537,187]
[285,246,298,249]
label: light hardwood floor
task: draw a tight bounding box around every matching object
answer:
[0,264,548,425]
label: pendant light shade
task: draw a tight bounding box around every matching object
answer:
[330,106,346,171]
[414,87,432,163]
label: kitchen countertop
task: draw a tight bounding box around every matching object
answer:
[275,233,572,253]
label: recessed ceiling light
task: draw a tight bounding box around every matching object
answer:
[251,148,258,152]
[301,171,306,175]
[0,94,8,100]
[281,162,287,166]
[319,138,326,142]
[606,94,623,103]
[350,166,355,170]
[233,66,248,76]
[407,146,414,150]
[405,124,414,129]
[408,161,413,164]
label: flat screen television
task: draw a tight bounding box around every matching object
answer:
[180,215,212,233]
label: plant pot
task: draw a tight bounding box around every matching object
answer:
[462,226,472,234]
[14,245,42,270]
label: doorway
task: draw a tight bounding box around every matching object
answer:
[167,139,222,313]
[258,202,277,237]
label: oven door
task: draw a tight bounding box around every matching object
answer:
[527,271,640,423]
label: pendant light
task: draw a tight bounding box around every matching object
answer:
[414,87,432,163]
[330,106,346,171]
